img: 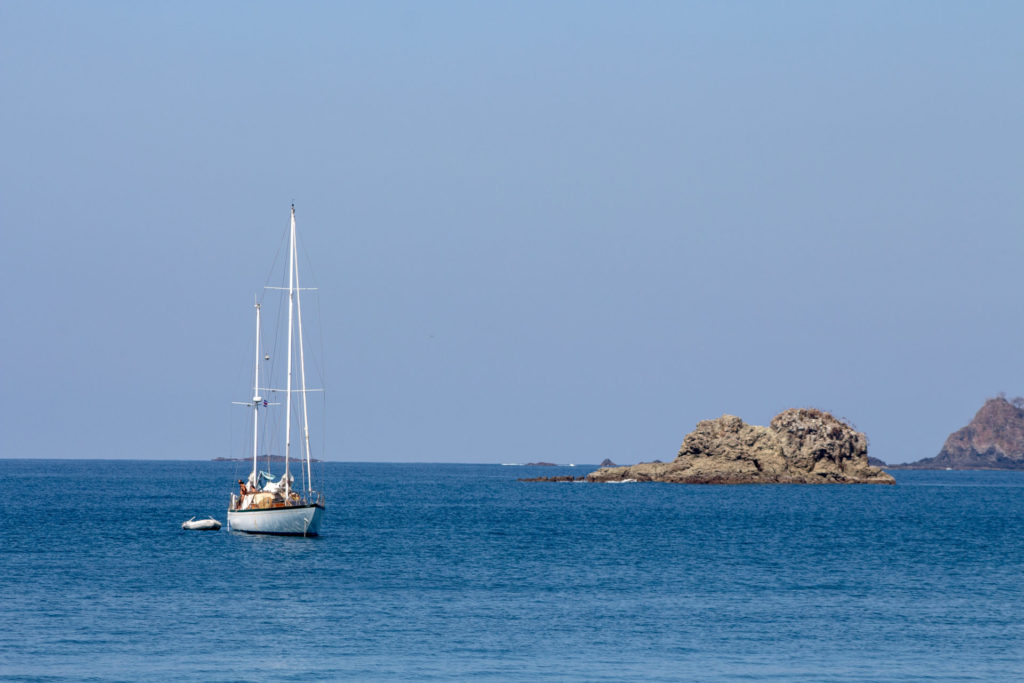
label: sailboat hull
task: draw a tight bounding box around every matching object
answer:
[227,503,324,536]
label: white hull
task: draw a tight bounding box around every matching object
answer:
[227,504,324,536]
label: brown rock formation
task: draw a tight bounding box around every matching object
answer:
[896,397,1024,470]
[586,408,894,484]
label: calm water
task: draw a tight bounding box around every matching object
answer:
[1,461,1022,681]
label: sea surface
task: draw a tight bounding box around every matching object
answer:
[1,461,1022,681]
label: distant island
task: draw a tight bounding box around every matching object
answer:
[890,396,1024,470]
[212,455,322,463]
[574,408,892,484]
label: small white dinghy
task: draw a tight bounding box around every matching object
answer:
[182,516,222,531]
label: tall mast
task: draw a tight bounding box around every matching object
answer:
[283,205,296,498]
[293,222,313,494]
[251,298,262,485]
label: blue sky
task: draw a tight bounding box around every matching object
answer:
[2,2,1022,464]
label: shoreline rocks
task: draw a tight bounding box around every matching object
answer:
[586,408,894,485]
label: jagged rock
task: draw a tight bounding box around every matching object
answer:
[599,458,618,467]
[586,409,894,484]
[896,397,1024,470]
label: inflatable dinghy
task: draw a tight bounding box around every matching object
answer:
[181,516,222,531]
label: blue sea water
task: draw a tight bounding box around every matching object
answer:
[1,461,1022,681]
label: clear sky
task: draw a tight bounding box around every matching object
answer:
[2,2,1022,464]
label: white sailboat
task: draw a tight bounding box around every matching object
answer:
[227,205,325,536]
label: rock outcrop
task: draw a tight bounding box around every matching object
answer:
[598,458,618,468]
[586,408,894,484]
[896,397,1024,470]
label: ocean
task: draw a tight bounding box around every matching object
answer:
[1,460,1021,681]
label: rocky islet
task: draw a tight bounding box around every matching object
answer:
[583,408,894,484]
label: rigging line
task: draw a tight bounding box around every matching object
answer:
[300,231,328,388]
[317,293,327,387]
[267,267,287,457]
[259,217,291,302]
[292,225,327,388]
[316,292,328,479]
[297,227,328,495]
[303,230,329,483]
[261,217,290,405]
[291,220,315,497]
[319,389,327,498]
[228,401,235,472]
[296,225,322,292]
[292,231,328,402]
[284,220,327,401]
